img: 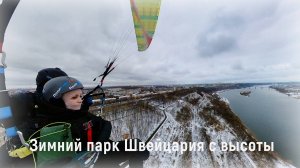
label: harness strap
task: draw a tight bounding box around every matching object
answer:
[87,121,93,142]
[9,146,32,159]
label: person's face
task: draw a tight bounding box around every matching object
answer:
[62,89,83,110]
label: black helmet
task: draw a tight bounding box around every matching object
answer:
[42,76,83,103]
[36,68,68,94]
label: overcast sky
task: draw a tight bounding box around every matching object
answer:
[2,0,300,89]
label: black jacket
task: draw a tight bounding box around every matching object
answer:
[31,95,112,149]
[9,91,111,150]
[2,91,111,167]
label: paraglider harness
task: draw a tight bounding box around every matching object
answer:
[2,59,116,166]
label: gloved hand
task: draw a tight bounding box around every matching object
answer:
[81,95,93,110]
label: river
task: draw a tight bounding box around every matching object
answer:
[219,86,300,167]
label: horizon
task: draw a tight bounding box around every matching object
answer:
[7,81,300,90]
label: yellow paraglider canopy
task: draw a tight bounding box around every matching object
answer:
[130,0,161,51]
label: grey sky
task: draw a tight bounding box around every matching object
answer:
[2,0,300,88]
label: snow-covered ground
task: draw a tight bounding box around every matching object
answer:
[271,84,300,99]
[285,91,300,99]
[103,91,295,168]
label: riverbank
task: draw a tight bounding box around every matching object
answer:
[219,87,300,167]
[270,85,300,99]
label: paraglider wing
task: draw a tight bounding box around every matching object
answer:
[0,0,20,52]
[130,0,161,51]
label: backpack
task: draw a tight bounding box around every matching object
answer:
[9,91,36,127]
